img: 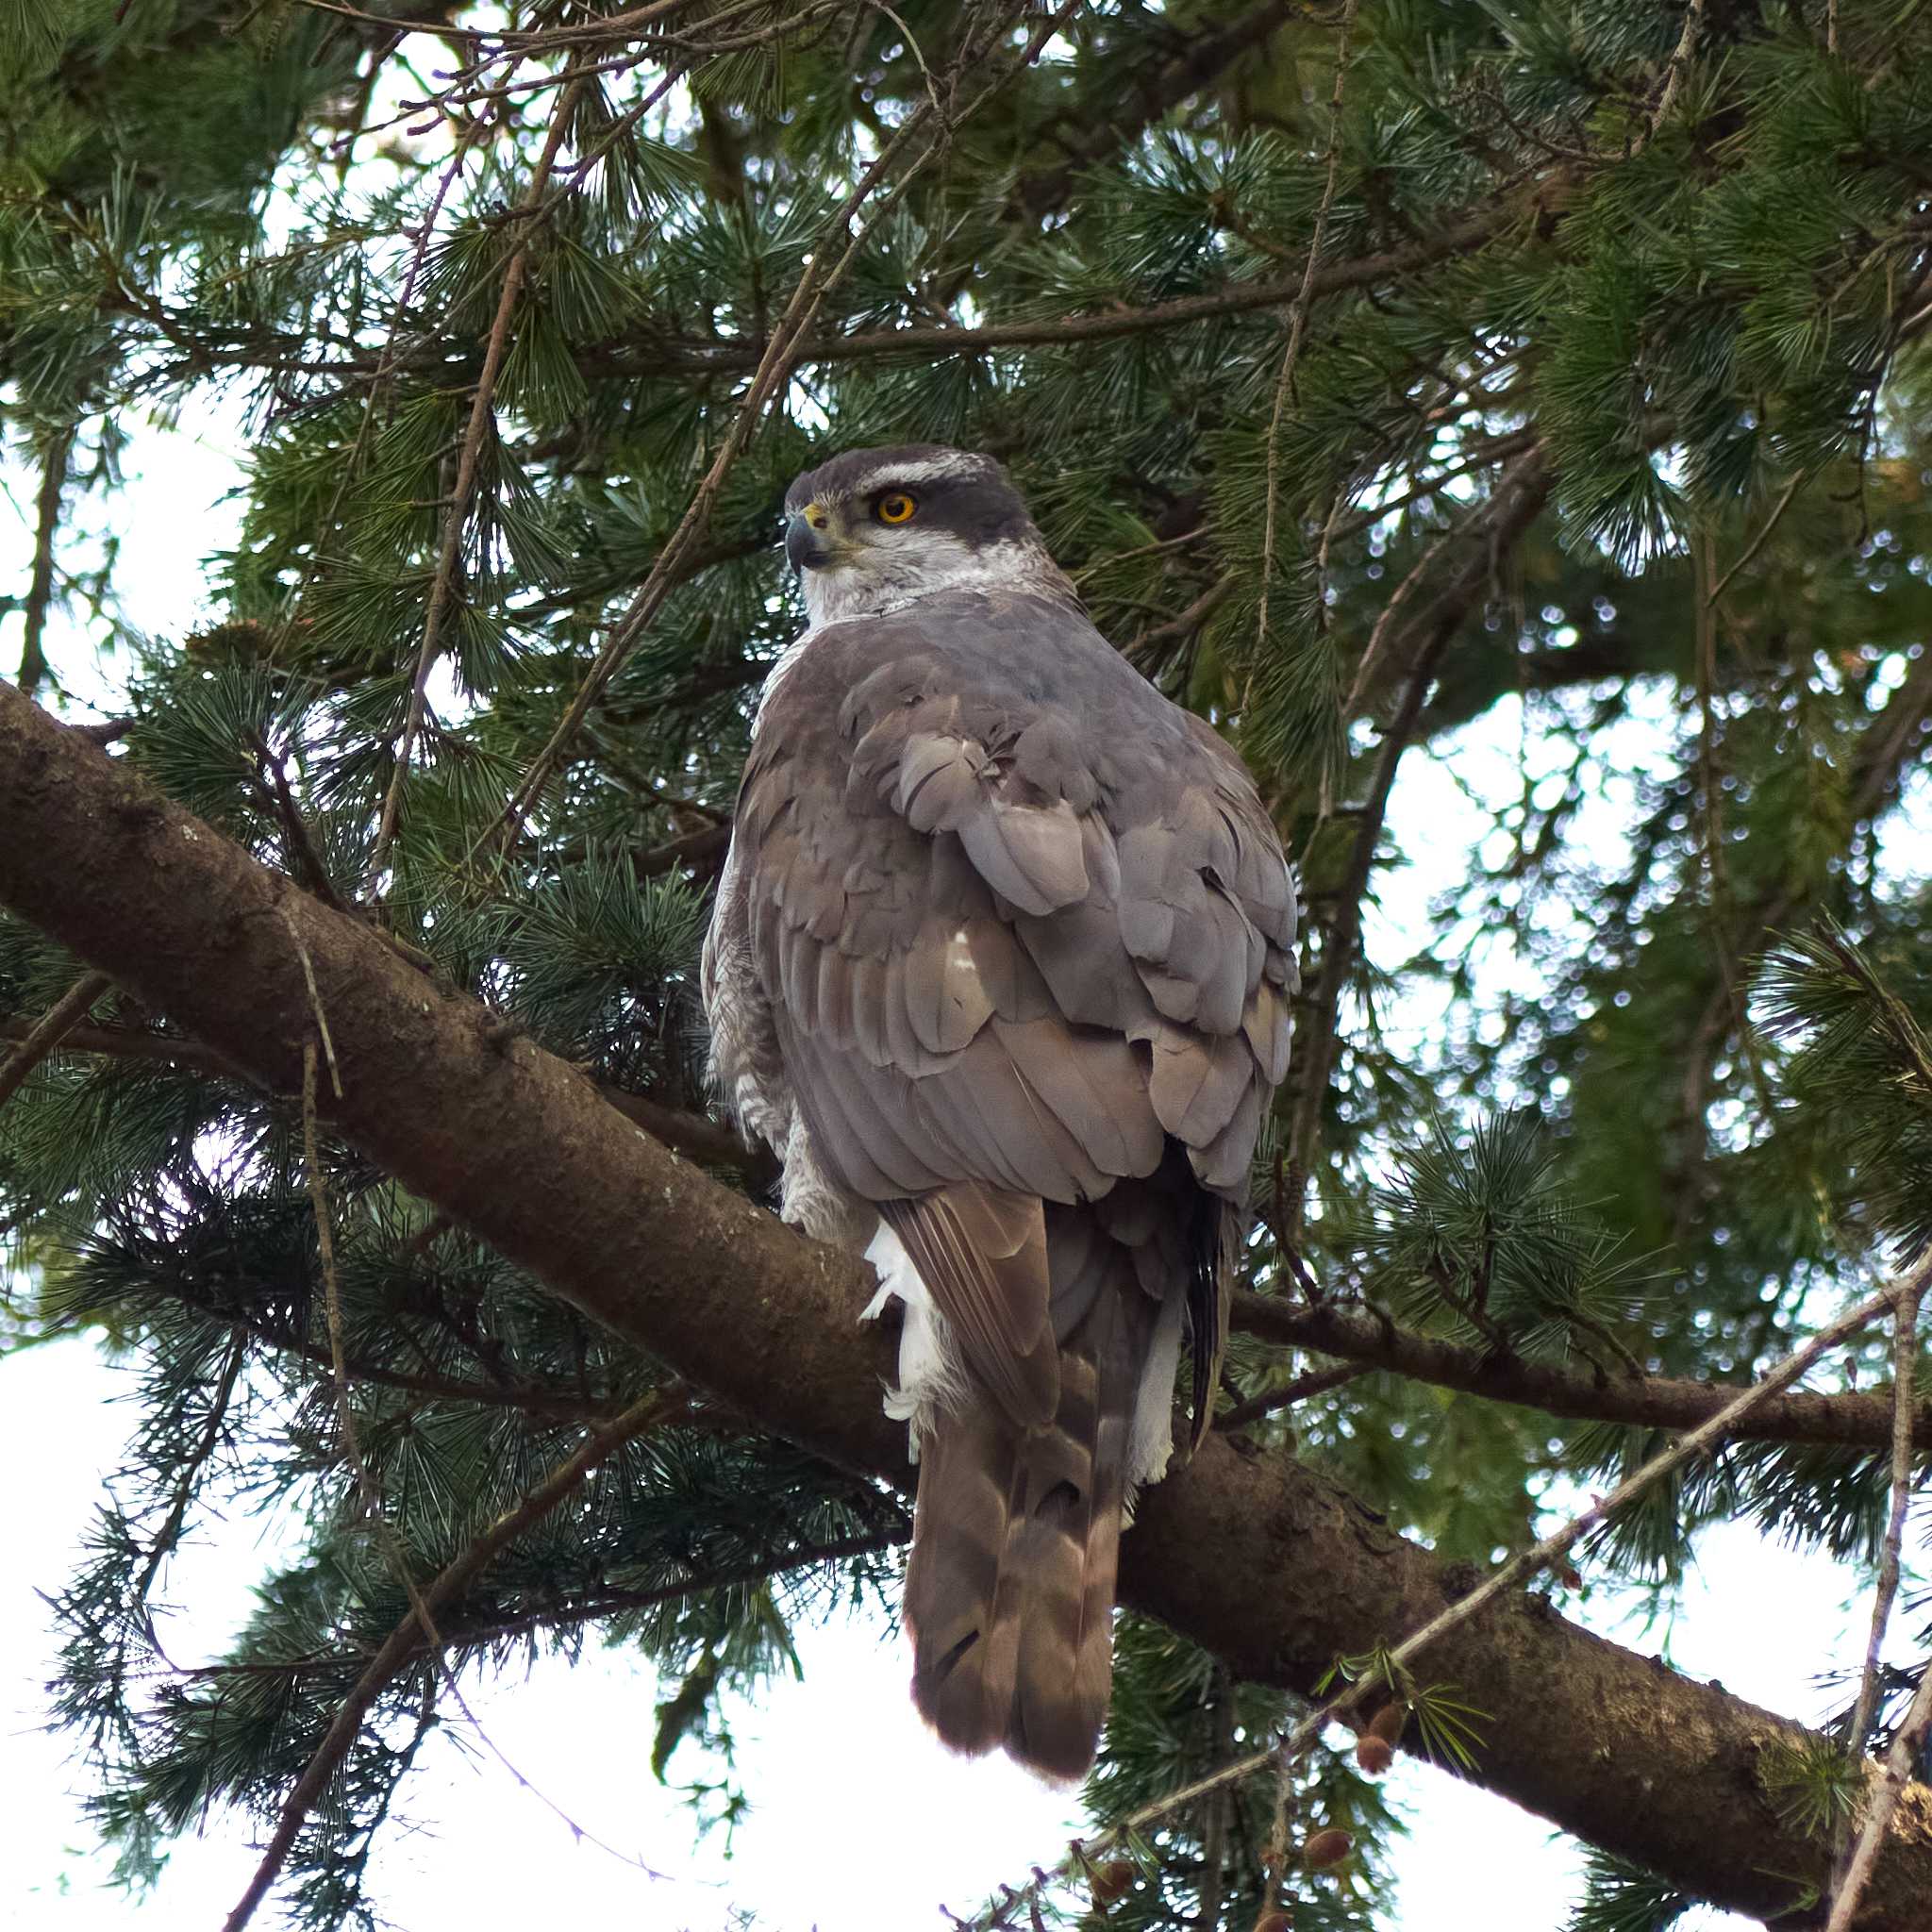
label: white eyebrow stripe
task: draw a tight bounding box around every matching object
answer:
[852,455,991,491]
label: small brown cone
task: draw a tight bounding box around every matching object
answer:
[1354,1735,1394,1774]
[1252,1910,1291,1932]
[1090,1860,1135,1907]
[1302,1826,1354,1871]
[1368,1701,1407,1746]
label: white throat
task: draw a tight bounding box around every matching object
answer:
[797,535,1072,630]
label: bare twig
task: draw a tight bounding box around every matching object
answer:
[1256,0,1357,658]
[0,969,111,1112]
[1707,471,1806,608]
[1339,518,1457,716]
[279,905,342,1099]
[1830,1271,1929,1916]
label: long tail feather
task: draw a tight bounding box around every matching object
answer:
[903,1239,1144,1781]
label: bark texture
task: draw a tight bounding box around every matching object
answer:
[2,679,1929,1927]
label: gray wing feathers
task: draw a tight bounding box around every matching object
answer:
[881,1184,1055,1429]
[739,591,1295,1213]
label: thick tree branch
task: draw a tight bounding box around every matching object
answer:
[3,683,1931,1926]
[0,1013,766,1181]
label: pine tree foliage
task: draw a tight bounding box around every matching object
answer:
[3,0,1932,1925]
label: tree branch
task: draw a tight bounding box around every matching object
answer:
[0,970,112,1111]
[3,685,1931,1926]
[1009,0,1303,221]
[15,423,74,701]
[586,178,1571,380]
[1230,1291,1932,1451]
[220,1384,685,1932]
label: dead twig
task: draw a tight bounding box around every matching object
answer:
[0,969,112,1112]
[1829,1270,1930,1919]
[1218,1359,1369,1431]
[279,904,342,1099]
[15,424,75,701]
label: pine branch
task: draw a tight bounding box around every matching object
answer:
[219,1382,688,1932]
[245,169,1582,402]
[15,423,74,701]
[487,0,1085,860]
[9,680,1932,1924]
[1230,1292,1932,1452]
[974,1259,1924,1932]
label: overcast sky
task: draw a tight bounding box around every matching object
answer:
[0,368,1913,1932]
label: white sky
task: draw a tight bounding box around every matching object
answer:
[0,397,1915,1932]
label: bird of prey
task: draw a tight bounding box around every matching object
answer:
[702,445,1297,1779]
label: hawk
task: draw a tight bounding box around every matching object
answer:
[701,445,1297,1779]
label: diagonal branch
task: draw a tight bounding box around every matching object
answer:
[1010,0,1303,222]
[1830,1271,1930,1921]
[0,969,112,1112]
[372,58,592,882]
[486,0,1080,861]
[4,684,1932,1926]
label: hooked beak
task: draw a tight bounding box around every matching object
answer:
[785,507,834,573]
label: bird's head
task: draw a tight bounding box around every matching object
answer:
[781,443,1074,628]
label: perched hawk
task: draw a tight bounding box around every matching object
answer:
[701,445,1297,1779]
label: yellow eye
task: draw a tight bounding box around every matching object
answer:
[875,491,917,525]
